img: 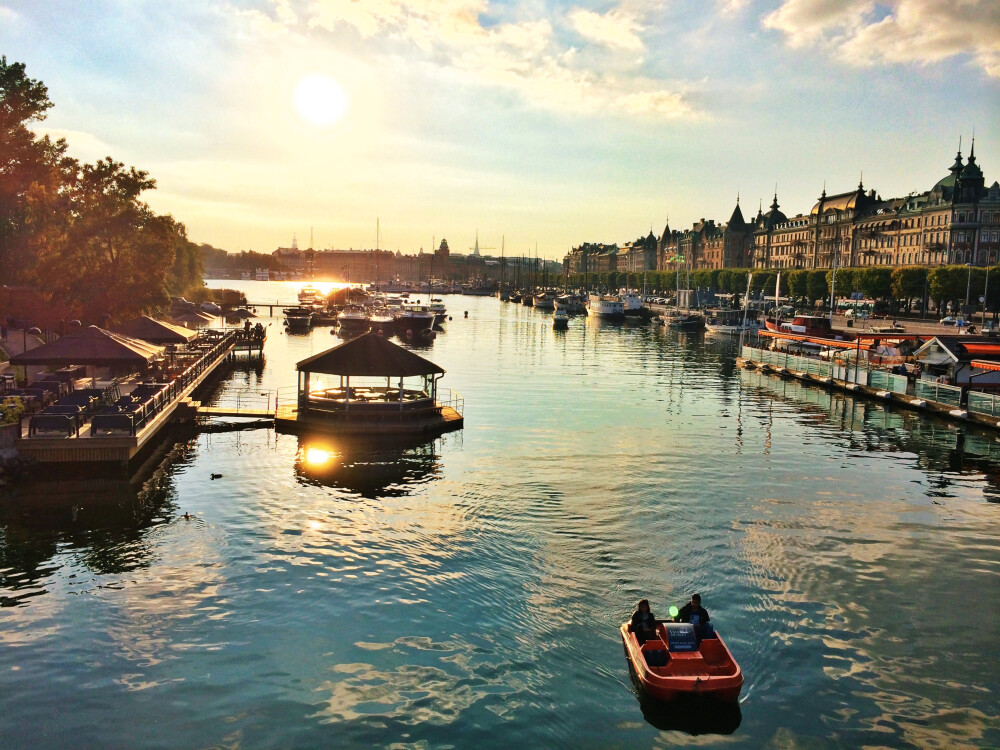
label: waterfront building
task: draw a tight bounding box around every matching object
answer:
[752,143,1000,270]
[657,199,752,272]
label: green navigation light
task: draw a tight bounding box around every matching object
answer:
[668,605,679,618]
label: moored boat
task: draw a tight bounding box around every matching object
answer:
[705,309,762,335]
[765,314,837,337]
[620,621,743,703]
[664,310,705,331]
[284,306,313,332]
[337,305,371,334]
[534,291,556,310]
[553,308,569,329]
[588,293,625,320]
[395,303,435,333]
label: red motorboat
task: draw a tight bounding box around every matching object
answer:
[621,621,743,703]
[764,314,836,337]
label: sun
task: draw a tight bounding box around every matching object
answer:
[293,73,349,127]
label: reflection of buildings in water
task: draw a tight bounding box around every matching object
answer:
[738,368,1000,491]
[293,434,443,498]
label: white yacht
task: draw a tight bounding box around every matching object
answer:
[587,293,625,320]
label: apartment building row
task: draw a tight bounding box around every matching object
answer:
[564,143,1000,275]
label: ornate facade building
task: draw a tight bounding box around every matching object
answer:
[753,144,1000,269]
[564,144,999,277]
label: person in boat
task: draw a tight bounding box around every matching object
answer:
[630,599,658,645]
[675,593,714,640]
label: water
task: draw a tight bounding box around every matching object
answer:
[2,285,998,749]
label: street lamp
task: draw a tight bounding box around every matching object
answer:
[966,263,973,314]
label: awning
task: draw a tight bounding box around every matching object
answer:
[971,359,1000,373]
[961,343,1000,356]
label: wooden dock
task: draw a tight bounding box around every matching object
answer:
[15,334,241,467]
[273,403,463,437]
[195,405,275,419]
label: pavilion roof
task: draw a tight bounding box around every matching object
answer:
[296,332,445,377]
[9,325,164,366]
[112,315,199,344]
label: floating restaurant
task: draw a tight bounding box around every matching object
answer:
[275,332,463,437]
[4,323,262,467]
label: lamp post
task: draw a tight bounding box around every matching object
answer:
[983,265,991,327]
[966,263,973,316]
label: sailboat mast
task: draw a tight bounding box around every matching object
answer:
[738,272,753,352]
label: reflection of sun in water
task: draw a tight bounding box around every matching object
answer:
[293,73,349,127]
[305,447,332,466]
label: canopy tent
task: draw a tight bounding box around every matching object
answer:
[112,315,198,345]
[224,308,256,319]
[9,325,164,366]
[297,331,445,377]
[172,311,217,326]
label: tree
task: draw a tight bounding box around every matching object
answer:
[37,157,175,321]
[787,269,808,301]
[0,57,78,283]
[891,267,927,312]
[857,267,892,301]
[928,266,968,313]
[807,270,828,305]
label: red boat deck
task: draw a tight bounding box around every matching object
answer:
[621,622,743,703]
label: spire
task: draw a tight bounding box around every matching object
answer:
[770,192,780,212]
[858,170,864,191]
[969,132,976,162]
[950,139,964,175]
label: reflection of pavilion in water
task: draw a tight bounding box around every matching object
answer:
[739,368,1000,501]
[293,434,444,498]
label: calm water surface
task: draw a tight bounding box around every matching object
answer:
[2,283,998,749]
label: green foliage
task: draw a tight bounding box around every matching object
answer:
[0,58,199,323]
[201,245,286,273]
[807,270,828,303]
[787,269,809,299]
[1,395,25,425]
[890,266,927,301]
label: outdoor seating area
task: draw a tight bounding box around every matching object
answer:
[10,328,240,442]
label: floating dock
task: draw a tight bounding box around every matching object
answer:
[738,344,1000,432]
[14,331,260,467]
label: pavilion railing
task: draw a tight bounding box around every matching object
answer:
[439,388,464,416]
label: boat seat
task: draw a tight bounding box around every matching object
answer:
[643,649,668,668]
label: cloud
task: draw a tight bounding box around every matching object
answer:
[567,7,644,51]
[762,0,1000,78]
[31,127,113,162]
[266,0,693,118]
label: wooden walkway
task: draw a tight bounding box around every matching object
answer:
[196,406,275,419]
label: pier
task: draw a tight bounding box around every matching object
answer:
[737,338,1000,432]
[12,330,264,468]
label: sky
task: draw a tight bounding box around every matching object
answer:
[2,0,999,259]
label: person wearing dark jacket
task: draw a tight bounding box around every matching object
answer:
[675,593,714,640]
[630,599,658,644]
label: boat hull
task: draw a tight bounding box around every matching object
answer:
[620,623,743,703]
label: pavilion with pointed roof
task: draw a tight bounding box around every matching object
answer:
[276,332,463,436]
